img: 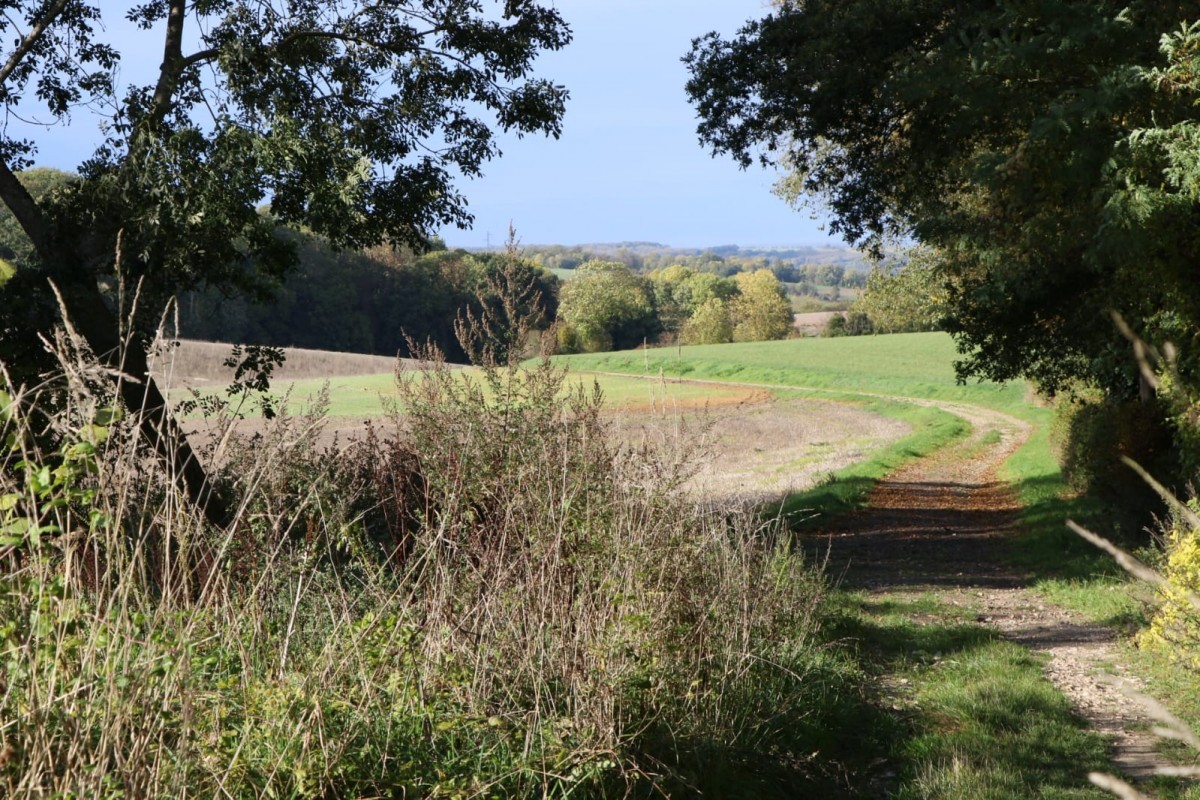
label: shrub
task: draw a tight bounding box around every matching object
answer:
[1049,389,1176,529]
[1141,506,1200,668]
[0,336,839,797]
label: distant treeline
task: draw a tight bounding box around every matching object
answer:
[178,239,849,358]
[179,236,558,363]
[514,243,870,285]
[0,170,852,362]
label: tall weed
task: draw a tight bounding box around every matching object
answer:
[0,327,838,796]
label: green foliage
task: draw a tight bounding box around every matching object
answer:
[730,269,793,342]
[824,311,874,337]
[0,0,573,526]
[556,261,660,352]
[685,0,1200,399]
[647,264,737,336]
[1050,390,1176,507]
[681,296,734,345]
[0,168,77,269]
[853,247,947,334]
[0,402,117,552]
[524,241,871,280]
[179,235,558,363]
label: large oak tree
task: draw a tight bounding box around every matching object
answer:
[0,0,570,525]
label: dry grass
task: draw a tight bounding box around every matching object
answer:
[1,336,842,798]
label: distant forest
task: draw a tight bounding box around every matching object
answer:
[176,237,560,363]
[0,169,873,360]
[510,241,869,277]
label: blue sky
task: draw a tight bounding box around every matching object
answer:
[28,0,839,250]
[444,0,838,249]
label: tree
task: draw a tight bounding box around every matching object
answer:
[685,1,1200,397]
[681,297,733,345]
[854,247,947,334]
[730,269,792,342]
[0,0,570,525]
[556,262,658,353]
[647,265,695,334]
[647,265,737,336]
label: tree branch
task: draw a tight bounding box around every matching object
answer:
[0,0,71,87]
[149,0,187,126]
[0,157,51,259]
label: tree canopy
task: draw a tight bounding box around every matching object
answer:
[0,0,571,524]
[853,248,947,335]
[730,269,793,343]
[686,1,1200,397]
[556,262,659,353]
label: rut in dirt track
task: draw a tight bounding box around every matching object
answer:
[803,400,1166,783]
[807,405,1028,591]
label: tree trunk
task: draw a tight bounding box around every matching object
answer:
[0,157,231,529]
[55,276,232,529]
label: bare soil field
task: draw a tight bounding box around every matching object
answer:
[167,340,914,507]
[615,397,910,506]
[149,339,442,388]
[793,310,838,336]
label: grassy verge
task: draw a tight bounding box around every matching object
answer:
[1123,644,1200,800]
[825,591,1114,799]
[995,403,1162,631]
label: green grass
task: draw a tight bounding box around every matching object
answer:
[1035,576,1151,630]
[997,407,1151,620]
[826,591,1114,799]
[554,333,1029,412]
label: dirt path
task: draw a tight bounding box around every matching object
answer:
[808,400,1164,783]
[587,371,1165,783]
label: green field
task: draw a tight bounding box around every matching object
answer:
[554,333,1028,411]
